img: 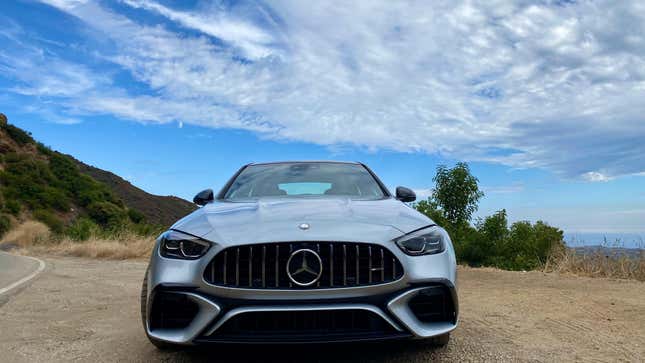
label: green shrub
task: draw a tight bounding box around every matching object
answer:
[0,154,71,211]
[414,199,448,226]
[0,213,11,238]
[130,222,164,237]
[4,199,21,216]
[127,208,145,224]
[87,202,127,229]
[414,162,565,271]
[448,216,564,271]
[66,217,99,241]
[36,142,53,156]
[33,210,64,234]
[1,123,34,145]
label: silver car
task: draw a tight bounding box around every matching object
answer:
[141,161,458,347]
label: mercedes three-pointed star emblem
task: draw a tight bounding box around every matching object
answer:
[286,249,323,286]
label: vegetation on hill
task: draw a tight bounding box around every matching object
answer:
[414,162,564,271]
[0,113,194,241]
[76,161,195,227]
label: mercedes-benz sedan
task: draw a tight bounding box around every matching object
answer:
[141,161,458,347]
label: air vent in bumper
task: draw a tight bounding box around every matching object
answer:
[200,309,408,343]
[408,285,457,324]
[149,291,199,330]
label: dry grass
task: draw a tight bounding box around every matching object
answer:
[545,247,645,281]
[3,222,644,278]
[44,234,155,259]
[0,220,155,260]
[0,221,51,248]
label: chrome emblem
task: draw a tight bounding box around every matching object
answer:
[286,249,323,286]
[298,223,310,230]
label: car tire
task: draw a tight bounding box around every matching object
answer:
[430,333,450,347]
[140,269,178,350]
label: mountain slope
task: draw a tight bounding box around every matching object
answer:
[0,113,195,236]
[75,161,195,227]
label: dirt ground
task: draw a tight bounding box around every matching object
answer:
[1,255,643,362]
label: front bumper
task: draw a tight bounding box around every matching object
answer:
[144,242,458,344]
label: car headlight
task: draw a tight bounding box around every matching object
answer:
[159,230,211,259]
[395,226,446,256]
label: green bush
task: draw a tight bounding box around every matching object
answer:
[127,208,145,224]
[414,163,564,271]
[87,202,127,229]
[4,199,21,216]
[414,199,448,226]
[33,210,64,234]
[1,123,34,145]
[0,154,72,211]
[130,222,164,237]
[36,142,53,156]
[446,216,564,270]
[66,217,99,241]
[0,213,11,238]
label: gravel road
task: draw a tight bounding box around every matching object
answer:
[0,255,643,362]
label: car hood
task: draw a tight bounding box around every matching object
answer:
[171,197,433,245]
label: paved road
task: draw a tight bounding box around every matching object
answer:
[0,255,644,362]
[0,252,45,305]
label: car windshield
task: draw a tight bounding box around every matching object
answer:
[223,162,387,200]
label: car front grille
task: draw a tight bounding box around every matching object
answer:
[203,242,404,289]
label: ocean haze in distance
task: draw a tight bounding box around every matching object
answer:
[565,232,645,249]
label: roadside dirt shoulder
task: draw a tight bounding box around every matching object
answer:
[0,257,643,362]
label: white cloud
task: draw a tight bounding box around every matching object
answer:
[483,183,525,194]
[121,0,276,59]
[582,171,613,183]
[18,0,645,180]
[411,188,433,201]
[40,0,87,10]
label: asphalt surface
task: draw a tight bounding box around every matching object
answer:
[0,252,44,306]
[0,255,644,362]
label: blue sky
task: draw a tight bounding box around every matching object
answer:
[1,0,644,234]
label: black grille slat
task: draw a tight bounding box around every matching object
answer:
[205,242,404,289]
[342,244,347,286]
[274,245,279,288]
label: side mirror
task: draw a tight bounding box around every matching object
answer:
[395,186,416,203]
[193,189,214,206]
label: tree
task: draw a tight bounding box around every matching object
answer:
[413,199,447,226]
[432,162,484,227]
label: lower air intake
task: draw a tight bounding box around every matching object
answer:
[408,285,457,324]
[204,309,406,343]
[149,292,199,330]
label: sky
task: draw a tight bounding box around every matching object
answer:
[0,0,644,237]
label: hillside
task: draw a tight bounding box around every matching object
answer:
[0,113,195,237]
[75,160,195,227]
